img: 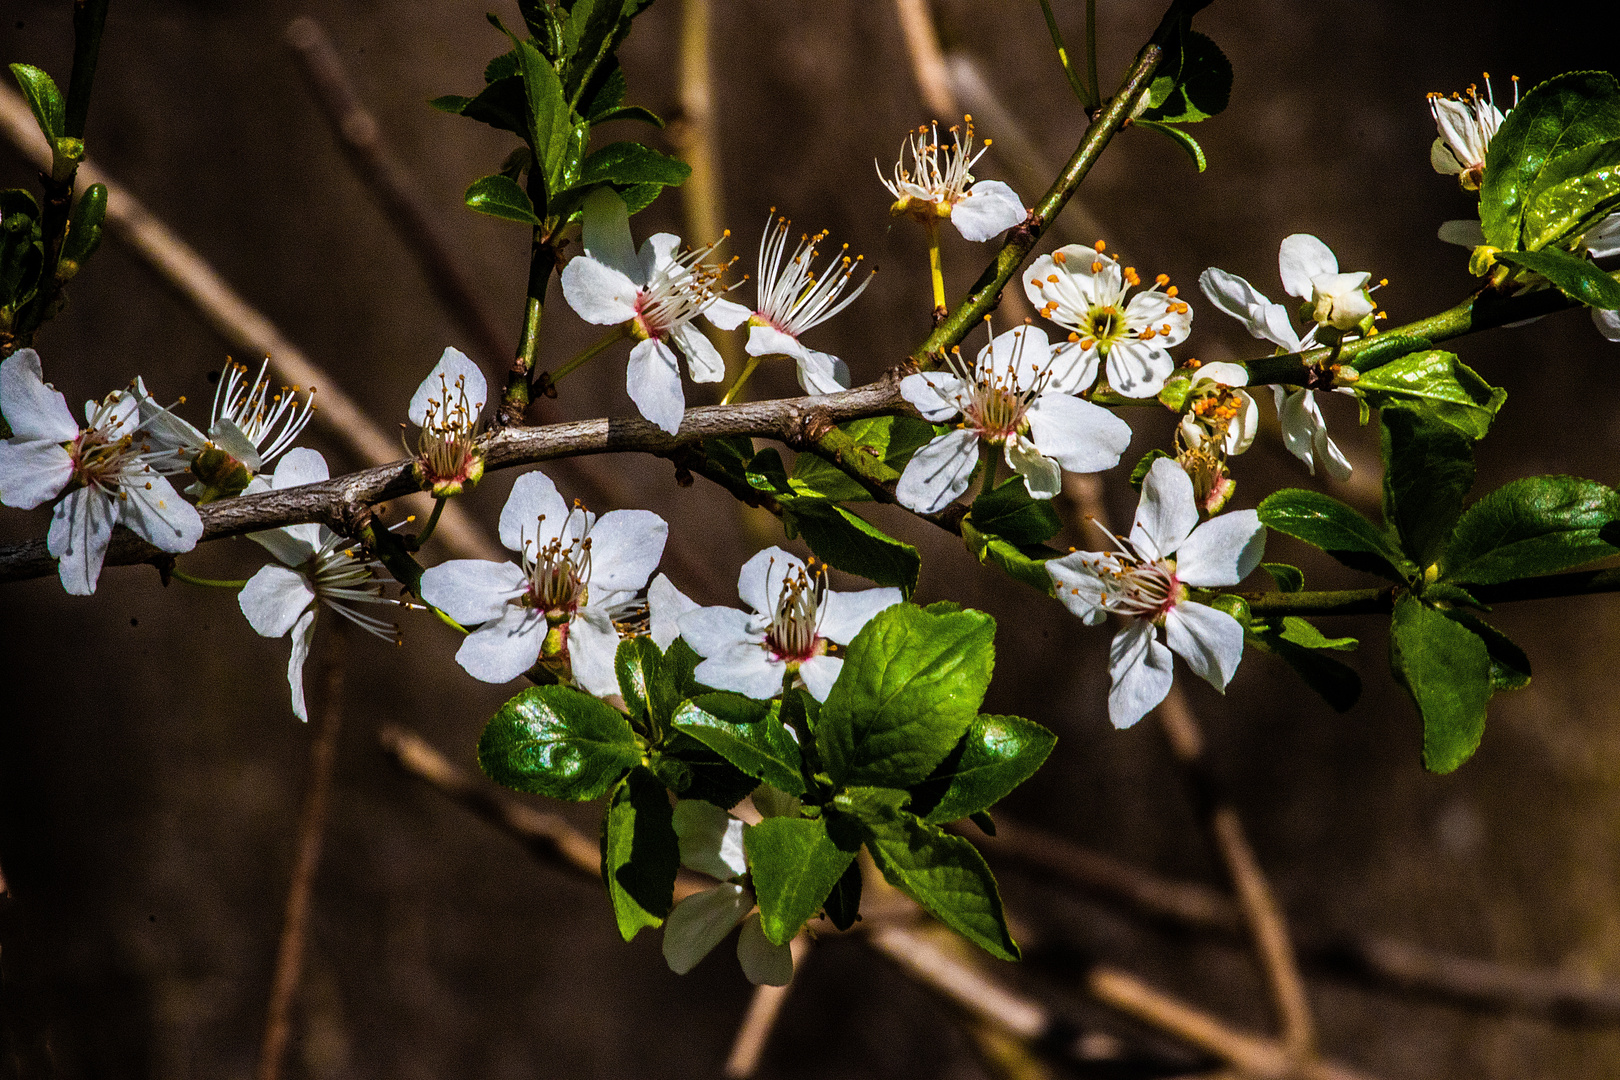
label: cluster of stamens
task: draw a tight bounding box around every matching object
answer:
[413,372,483,491]
[520,506,593,616]
[69,389,171,495]
[309,532,400,643]
[755,211,873,337]
[765,558,828,663]
[879,115,991,212]
[212,358,316,464]
[1083,523,1184,622]
[635,235,741,340]
[1427,73,1518,190]
[950,326,1049,444]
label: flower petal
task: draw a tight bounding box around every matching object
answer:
[895,429,980,515]
[1043,340,1101,395]
[794,350,850,396]
[1594,307,1620,343]
[673,801,748,879]
[672,322,726,384]
[0,349,79,442]
[239,563,317,638]
[119,473,204,553]
[587,509,668,595]
[978,325,1049,385]
[560,256,641,326]
[578,187,642,281]
[0,437,73,509]
[1278,234,1338,299]
[286,608,317,722]
[817,586,902,644]
[1176,509,1265,587]
[1129,458,1199,561]
[566,608,623,697]
[899,372,967,422]
[249,523,321,568]
[736,546,803,616]
[695,644,787,701]
[746,323,810,363]
[419,558,526,625]
[1437,219,1487,249]
[664,883,752,975]
[951,180,1024,242]
[679,605,765,657]
[1108,621,1174,729]
[1165,600,1245,691]
[1196,268,1302,352]
[704,296,754,331]
[1047,552,1111,626]
[1025,393,1132,474]
[408,347,487,427]
[797,654,843,701]
[455,605,548,683]
[639,233,683,281]
[1103,340,1175,399]
[498,469,570,553]
[737,912,795,986]
[649,573,699,649]
[1005,435,1061,500]
[627,337,686,435]
[47,486,117,596]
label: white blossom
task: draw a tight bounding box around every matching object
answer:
[0,349,203,595]
[1428,75,1514,191]
[1177,362,1258,458]
[1277,234,1376,333]
[877,117,1026,242]
[896,325,1132,514]
[408,346,487,496]
[677,547,900,702]
[559,189,749,435]
[239,448,399,721]
[1024,242,1193,399]
[1048,458,1265,729]
[417,470,667,695]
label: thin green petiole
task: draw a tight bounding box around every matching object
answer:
[426,603,469,635]
[546,323,631,388]
[410,497,448,551]
[721,352,767,405]
[925,216,947,317]
[1085,0,1101,109]
[171,568,250,589]
[1038,0,1095,107]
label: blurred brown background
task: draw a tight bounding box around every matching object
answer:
[3,1,1619,1077]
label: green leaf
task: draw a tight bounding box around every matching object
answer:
[820,605,995,789]
[835,787,1018,961]
[1258,489,1418,583]
[792,450,873,503]
[1246,623,1362,713]
[1441,475,1620,584]
[1445,610,1532,691]
[1389,596,1492,773]
[428,94,472,114]
[1135,119,1206,171]
[1380,405,1475,568]
[592,104,665,127]
[1480,71,1620,250]
[580,141,692,188]
[1521,138,1620,251]
[511,37,577,211]
[1137,31,1231,124]
[786,501,922,596]
[960,519,1061,595]
[815,415,940,485]
[1495,248,1620,310]
[1422,582,1483,608]
[614,636,660,724]
[59,182,107,270]
[909,714,1056,825]
[464,174,542,225]
[967,478,1063,546]
[1351,351,1506,441]
[656,731,758,809]
[601,768,679,940]
[1276,616,1357,651]
[1261,563,1304,592]
[823,858,863,931]
[650,637,702,727]
[564,0,630,104]
[0,191,42,311]
[459,76,529,138]
[582,61,627,120]
[9,64,64,142]
[1129,449,1171,492]
[1344,334,1434,374]
[672,693,807,797]
[744,816,859,945]
[479,685,641,800]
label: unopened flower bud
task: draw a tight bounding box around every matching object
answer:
[190,444,252,502]
[1309,272,1376,331]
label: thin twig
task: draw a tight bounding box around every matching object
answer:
[892,0,957,119]
[256,654,345,1080]
[723,934,812,1078]
[284,17,511,369]
[1156,687,1317,1059]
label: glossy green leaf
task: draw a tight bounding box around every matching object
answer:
[459,76,528,138]
[1276,616,1357,651]
[1344,334,1435,374]
[823,858,863,931]
[601,768,679,940]
[1389,596,1492,773]
[58,183,107,271]
[9,64,64,142]
[1245,623,1362,713]
[1135,119,1207,171]
[815,415,940,485]
[1445,610,1532,691]
[819,605,996,789]
[1521,138,1620,251]
[1421,582,1483,608]
[565,0,630,104]
[580,141,691,188]
[786,501,922,596]
[672,693,806,797]
[744,816,859,945]
[650,637,702,728]
[909,714,1056,825]
[428,94,472,114]
[835,787,1018,961]
[655,731,758,809]
[1495,248,1620,310]
[1137,31,1231,124]
[511,36,577,210]
[967,478,1063,546]
[1261,563,1305,592]
[479,685,641,800]
[464,174,541,225]
[582,61,627,120]
[1352,351,1506,440]
[792,450,873,503]
[1380,405,1475,568]
[960,519,1061,595]
[1480,71,1620,249]
[614,636,660,724]
[1258,489,1418,583]
[1442,475,1620,584]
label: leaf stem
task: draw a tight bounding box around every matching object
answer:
[413,497,447,549]
[1085,0,1101,109]
[722,352,766,405]
[1038,0,1094,108]
[500,234,557,427]
[1240,564,1620,618]
[170,568,250,589]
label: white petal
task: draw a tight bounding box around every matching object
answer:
[899,372,967,422]
[1276,388,1326,476]
[649,573,699,649]
[119,473,203,553]
[1594,308,1620,343]
[1025,393,1132,474]
[664,884,752,975]
[47,486,117,596]
[249,523,321,568]
[1130,458,1198,561]
[587,509,668,594]
[1278,234,1338,299]
[239,564,317,637]
[695,644,787,701]
[794,350,850,396]
[639,233,683,281]
[1005,435,1062,500]
[1176,509,1265,587]
[1165,600,1245,691]
[1047,552,1111,626]
[1197,267,1302,351]
[269,447,330,489]
[817,587,902,644]
[455,605,548,683]
[1225,390,1260,456]
[680,605,765,657]
[1315,424,1354,483]
[0,349,79,442]
[578,187,642,281]
[1108,621,1174,729]
[895,429,980,515]
[408,347,487,427]
[704,296,754,331]
[286,609,317,722]
[1584,212,1620,259]
[560,256,641,326]
[1104,340,1175,399]
[746,323,810,362]
[207,417,263,473]
[498,469,569,554]
[737,912,795,986]
[1437,219,1487,249]
[627,338,686,435]
[950,180,1025,242]
[673,802,749,879]
[672,322,726,384]
[797,654,843,702]
[419,559,526,625]
[1194,362,1250,389]
[0,438,73,509]
[566,608,623,697]
[1042,340,1101,395]
[736,546,803,616]
[978,325,1049,384]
